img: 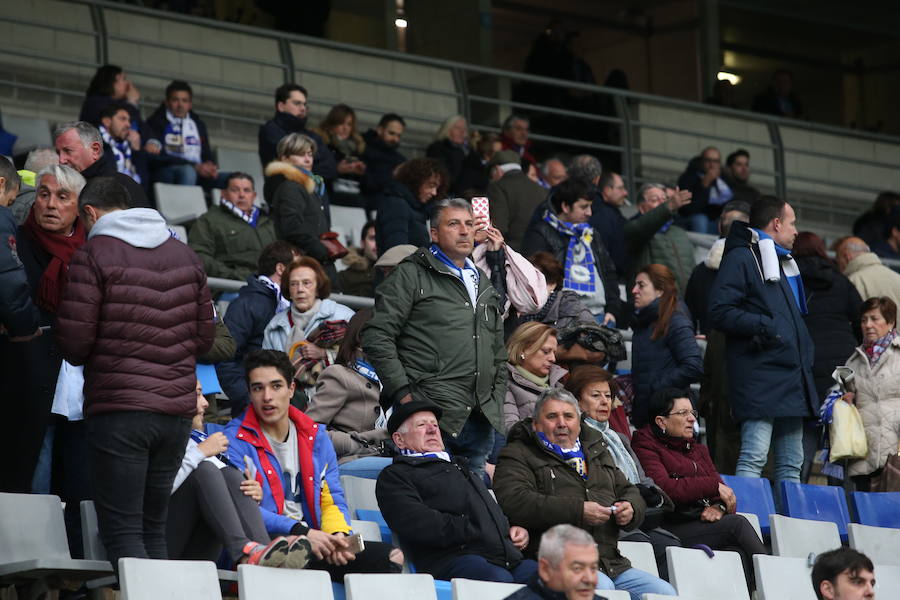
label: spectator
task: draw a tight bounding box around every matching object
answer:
[493,389,677,599]
[263,133,334,277]
[836,237,900,308]
[55,176,215,572]
[11,147,58,225]
[842,297,900,491]
[79,64,143,131]
[588,170,628,276]
[53,121,150,208]
[630,264,702,428]
[522,178,623,324]
[373,244,417,279]
[167,381,311,568]
[709,196,817,485]
[305,308,390,465]
[487,149,548,251]
[752,69,804,119]
[0,158,39,341]
[565,366,679,580]
[361,113,407,199]
[362,198,506,477]
[676,147,732,234]
[98,104,143,185]
[221,349,401,579]
[217,241,299,416]
[684,200,750,335]
[456,132,501,195]
[811,547,876,600]
[870,209,900,261]
[262,256,355,389]
[518,252,594,330]
[312,103,367,187]
[258,83,337,180]
[376,400,536,583]
[500,114,536,165]
[853,192,900,247]
[503,525,606,600]
[624,183,694,296]
[539,158,568,189]
[631,388,768,590]
[504,322,566,432]
[145,80,226,189]
[0,165,86,494]
[374,157,447,254]
[337,221,377,298]
[189,172,276,282]
[721,149,760,206]
[793,232,862,481]
[426,115,469,194]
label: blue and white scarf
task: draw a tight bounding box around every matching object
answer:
[99,124,140,184]
[537,432,587,479]
[543,210,597,294]
[353,358,380,385]
[430,243,480,306]
[220,195,260,228]
[399,448,452,462]
[258,274,291,314]
[754,229,807,314]
[163,110,202,163]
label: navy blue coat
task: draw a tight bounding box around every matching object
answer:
[257,112,337,180]
[0,206,39,337]
[708,222,817,422]
[631,299,703,428]
[374,181,430,255]
[216,276,280,413]
[588,191,627,276]
[361,129,406,196]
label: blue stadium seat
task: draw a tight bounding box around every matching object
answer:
[780,481,851,539]
[851,491,900,528]
[721,475,776,536]
[356,509,393,544]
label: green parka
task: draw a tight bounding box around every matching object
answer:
[493,418,646,578]
[188,204,277,281]
[360,248,507,437]
[624,203,696,295]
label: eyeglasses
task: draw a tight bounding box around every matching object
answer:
[667,409,699,419]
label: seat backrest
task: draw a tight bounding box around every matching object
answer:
[340,475,380,518]
[737,512,763,543]
[753,554,816,600]
[666,546,750,600]
[238,564,333,600]
[169,224,188,243]
[721,475,776,535]
[770,515,841,559]
[344,573,436,600]
[330,205,368,247]
[216,148,265,194]
[119,558,222,600]
[780,481,850,537]
[848,523,900,567]
[3,114,52,154]
[874,563,900,597]
[351,519,383,542]
[618,540,658,577]
[851,491,900,529]
[0,493,71,562]
[450,578,523,600]
[154,183,207,225]
[596,590,629,600]
[80,500,107,561]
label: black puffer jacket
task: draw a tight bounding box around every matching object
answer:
[797,255,863,400]
[263,160,330,263]
[376,455,523,577]
[361,129,406,195]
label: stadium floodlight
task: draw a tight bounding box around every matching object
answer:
[717,71,741,85]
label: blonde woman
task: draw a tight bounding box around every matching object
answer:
[503,322,567,432]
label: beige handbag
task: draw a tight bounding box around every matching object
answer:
[829,400,868,461]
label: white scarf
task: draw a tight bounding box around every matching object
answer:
[163,109,202,163]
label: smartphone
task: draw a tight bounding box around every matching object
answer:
[242,455,257,481]
[471,196,490,230]
[345,533,365,555]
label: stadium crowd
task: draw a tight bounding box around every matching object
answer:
[2,61,900,600]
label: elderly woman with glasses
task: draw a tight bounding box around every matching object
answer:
[631,388,767,590]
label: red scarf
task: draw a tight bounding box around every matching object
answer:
[22,209,86,313]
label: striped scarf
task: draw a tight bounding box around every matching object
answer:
[542,210,597,294]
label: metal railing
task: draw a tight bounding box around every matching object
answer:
[5,0,900,223]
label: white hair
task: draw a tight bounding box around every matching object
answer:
[36,164,86,196]
[538,524,596,567]
[52,121,102,149]
[24,147,59,173]
[533,388,581,419]
[429,197,473,229]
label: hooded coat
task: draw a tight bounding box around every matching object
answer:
[263,160,330,263]
[56,208,215,417]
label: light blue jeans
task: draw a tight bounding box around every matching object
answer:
[736,417,804,484]
[597,567,677,600]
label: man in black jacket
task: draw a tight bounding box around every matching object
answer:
[361,113,407,198]
[375,400,535,583]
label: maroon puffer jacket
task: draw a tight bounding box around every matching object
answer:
[56,211,215,418]
[630,425,723,508]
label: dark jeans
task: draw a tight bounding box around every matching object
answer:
[167,461,270,563]
[443,409,494,480]
[87,411,190,574]
[437,556,537,583]
[52,419,92,559]
[307,540,399,582]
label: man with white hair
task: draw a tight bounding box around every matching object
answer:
[504,524,605,600]
[540,158,568,189]
[53,120,149,208]
[10,146,58,224]
[835,236,900,308]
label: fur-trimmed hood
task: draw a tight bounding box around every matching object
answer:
[264,161,316,193]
